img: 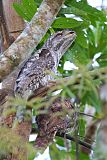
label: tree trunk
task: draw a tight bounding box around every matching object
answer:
[2,0,25,40]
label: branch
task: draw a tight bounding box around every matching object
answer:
[56,132,92,150]
[31,128,92,150]
[0,0,65,81]
[0,0,10,52]
[2,0,25,40]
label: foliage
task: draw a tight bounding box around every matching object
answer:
[8,0,107,159]
[13,0,37,21]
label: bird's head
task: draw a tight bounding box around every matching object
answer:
[44,30,76,62]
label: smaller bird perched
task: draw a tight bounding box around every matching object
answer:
[14,30,76,122]
[35,97,76,148]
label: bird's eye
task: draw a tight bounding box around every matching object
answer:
[54,32,62,39]
[57,33,62,37]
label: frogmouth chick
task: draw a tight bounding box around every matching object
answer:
[35,97,76,148]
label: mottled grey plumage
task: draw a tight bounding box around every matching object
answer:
[14,30,76,99]
[14,30,76,122]
[15,49,55,99]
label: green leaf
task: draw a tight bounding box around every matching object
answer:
[60,6,88,18]
[13,0,37,21]
[50,143,67,160]
[97,59,107,67]
[78,20,90,29]
[79,152,90,160]
[64,44,90,65]
[79,118,86,136]
[55,137,65,147]
[76,31,88,48]
[22,0,37,19]
[52,17,82,28]
[13,3,31,21]
[94,23,102,47]
[27,0,37,12]
[87,27,95,46]
[82,90,101,112]
[65,0,106,24]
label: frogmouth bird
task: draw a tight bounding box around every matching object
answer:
[14,30,76,122]
[15,30,76,98]
[35,97,76,148]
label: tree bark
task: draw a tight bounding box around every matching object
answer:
[2,0,25,40]
[0,0,10,52]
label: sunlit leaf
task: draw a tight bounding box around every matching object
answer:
[76,30,88,48]
[65,0,106,24]
[13,3,31,21]
[64,43,90,65]
[13,0,37,21]
[52,18,82,28]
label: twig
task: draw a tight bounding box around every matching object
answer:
[31,128,92,150]
[56,132,92,150]
[79,112,96,118]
